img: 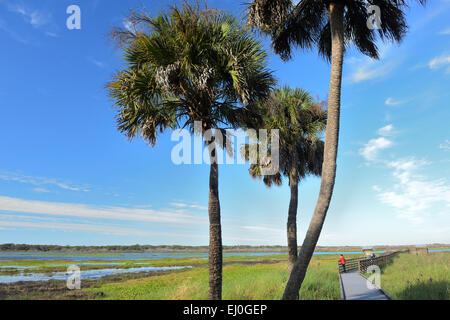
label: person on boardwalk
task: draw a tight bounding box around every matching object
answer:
[339,254,346,273]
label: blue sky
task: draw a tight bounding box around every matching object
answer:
[0,0,449,247]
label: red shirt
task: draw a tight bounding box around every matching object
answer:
[339,256,346,265]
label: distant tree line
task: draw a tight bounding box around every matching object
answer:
[0,243,289,252]
[1,243,446,253]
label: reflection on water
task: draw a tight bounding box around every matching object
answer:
[0,265,192,284]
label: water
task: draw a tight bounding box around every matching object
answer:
[0,266,192,284]
[0,252,197,261]
[0,250,339,284]
[314,251,385,255]
[0,250,384,262]
[1,249,446,284]
[0,251,203,283]
[7,249,448,265]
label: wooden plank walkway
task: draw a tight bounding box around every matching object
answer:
[339,270,390,300]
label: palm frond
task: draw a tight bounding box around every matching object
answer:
[243,86,327,186]
[246,0,428,61]
[107,2,275,148]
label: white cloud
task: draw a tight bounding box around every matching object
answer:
[347,42,397,83]
[45,31,58,38]
[0,214,203,238]
[359,137,393,161]
[428,54,450,73]
[375,158,450,223]
[0,208,294,244]
[360,124,450,225]
[439,139,450,151]
[439,28,450,35]
[0,196,206,225]
[359,124,397,162]
[28,11,49,28]
[33,187,51,193]
[372,185,382,192]
[0,172,90,192]
[351,63,393,83]
[88,57,106,69]
[385,97,406,106]
[170,202,207,210]
[378,124,395,137]
[6,3,51,28]
[429,55,450,68]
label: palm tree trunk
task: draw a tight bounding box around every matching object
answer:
[287,172,298,275]
[282,2,344,300]
[208,148,223,300]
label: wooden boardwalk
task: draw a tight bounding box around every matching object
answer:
[339,270,391,300]
[337,251,404,300]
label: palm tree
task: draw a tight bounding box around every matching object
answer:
[107,3,275,300]
[247,0,428,299]
[243,86,326,274]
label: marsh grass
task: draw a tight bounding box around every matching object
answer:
[0,257,205,275]
[0,253,342,275]
[84,258,341,300]
[1,252,358,300]
[377,252,449,300]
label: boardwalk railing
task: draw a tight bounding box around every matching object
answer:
[358,251,403,273]
[338,257,363,273]
[338,250,405,274]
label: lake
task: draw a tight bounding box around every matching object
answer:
[0,249,447,284]
[0,266,192,284]
[0,250,385,261]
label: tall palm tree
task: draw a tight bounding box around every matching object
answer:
[107,3,275,300]
[243,86,326,274]
[247,0,427,299]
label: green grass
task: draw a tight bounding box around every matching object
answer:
[3,250,449,300]
[378,252,449,300]
[84,258,341,300]
[0,257,206,275]
[1,252,357,300]
[0,253,357,275]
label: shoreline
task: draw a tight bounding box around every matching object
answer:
[0,259,285,300]
[1,244,448,254]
